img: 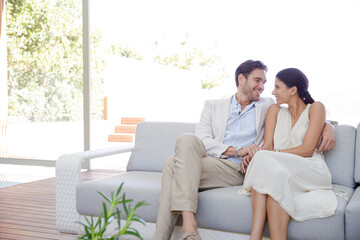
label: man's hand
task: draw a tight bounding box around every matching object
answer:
[240,155,251,173]
[317,122,336,153]
[238,144,261,158]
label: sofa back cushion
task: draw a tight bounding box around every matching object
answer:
[127,122,357,186]
[127,121,197,172]
[355,123,360,184]
[324,124,357,188]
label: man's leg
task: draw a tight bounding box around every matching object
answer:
[153,156,180,240]
[170,134,207,212]
[180,155,244,237]
[154,134,244,239]
[199,156,244,190]
[154,133,207,240]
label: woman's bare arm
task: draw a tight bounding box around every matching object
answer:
[262,104,280,150]
[279,102,326,157]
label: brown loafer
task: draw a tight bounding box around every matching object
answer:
[180,232,202,240]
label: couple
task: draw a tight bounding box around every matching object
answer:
[153,60,337,240]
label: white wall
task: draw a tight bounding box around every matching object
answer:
[105,57,231,123]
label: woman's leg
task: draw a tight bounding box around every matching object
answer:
[250,189,267,240]
[267,196,290,240]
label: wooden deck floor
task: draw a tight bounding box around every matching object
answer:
[0,169,123,240]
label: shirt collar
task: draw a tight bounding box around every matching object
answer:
[231,94,256,110]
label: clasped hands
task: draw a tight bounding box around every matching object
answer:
[238,144,261,174]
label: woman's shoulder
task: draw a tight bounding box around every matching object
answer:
[308,101,326,118]
[268,103,281,111]
[267,103,281,116]
[309,101,325,111]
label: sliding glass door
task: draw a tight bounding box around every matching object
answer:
[3,0,83,161]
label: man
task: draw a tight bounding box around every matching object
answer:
[153,60,335,240]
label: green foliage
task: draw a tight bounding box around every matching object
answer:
[201,68,228,90]
[154,47,204,70]
[153,35,226,89]
[108,44,142,60]
[77,182,148,240]
[6,0,146,122]
[6,0,225,122]
[6,0,84,121]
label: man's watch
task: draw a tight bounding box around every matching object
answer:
[234,146,242,158]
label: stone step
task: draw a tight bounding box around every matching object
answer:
[115,125,136,134]
[120,117,145,125]
[108,134,133,142]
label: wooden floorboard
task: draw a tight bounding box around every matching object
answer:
[0,169,123,240]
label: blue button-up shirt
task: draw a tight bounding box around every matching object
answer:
[222,95,257,164]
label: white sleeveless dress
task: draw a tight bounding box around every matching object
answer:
[242,104,337,221]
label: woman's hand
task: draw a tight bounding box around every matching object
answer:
[238,144,261,158]
[240,155,251,173]
[317,122,336,153]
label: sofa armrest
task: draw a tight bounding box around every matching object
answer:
[55,145,134,234]
[345,186,360,240]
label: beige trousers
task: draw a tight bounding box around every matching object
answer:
[153,134,244,240]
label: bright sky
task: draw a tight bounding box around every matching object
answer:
[91,0,360,126]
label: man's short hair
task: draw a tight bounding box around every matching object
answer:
[235,60,268,87]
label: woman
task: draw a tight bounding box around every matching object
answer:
[241,68,337,240]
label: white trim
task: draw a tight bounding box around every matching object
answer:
[82,0,91,170]
[0,157,90,168]
[0,158,56,167]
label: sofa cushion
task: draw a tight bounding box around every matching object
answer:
[345,186,360,240]
[286,184,353,240]
[196,184,353,240]
[126,122,196,172]
[77,171,353,240]
[355,123,360,183]
[196,186,252,234]
[127,122,356,186]
[76,171,162,223]
[324,124,356,188]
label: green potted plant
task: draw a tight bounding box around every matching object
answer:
[77,182,148,240]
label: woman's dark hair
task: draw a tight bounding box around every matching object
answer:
[235,60,268,87]
[276,68,315,104]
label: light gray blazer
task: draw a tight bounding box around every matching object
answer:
[195,96,274,158]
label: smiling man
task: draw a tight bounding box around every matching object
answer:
[153,60,336,240]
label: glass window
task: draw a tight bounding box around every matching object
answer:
[2,0,359,165]
[3,0,83,160]
[89,0,359,157]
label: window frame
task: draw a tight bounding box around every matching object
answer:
[0,0,92,169]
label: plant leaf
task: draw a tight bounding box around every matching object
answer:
[123,229,143,240]
[77,182,148,240]
[98,191,112,203]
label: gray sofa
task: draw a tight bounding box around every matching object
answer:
[345,123,360,240]
[56,121,360,240]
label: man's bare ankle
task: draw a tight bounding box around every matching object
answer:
[183,223,198,232]
[182,211,198,234]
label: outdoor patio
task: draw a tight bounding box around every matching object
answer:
[0,169,122,240]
